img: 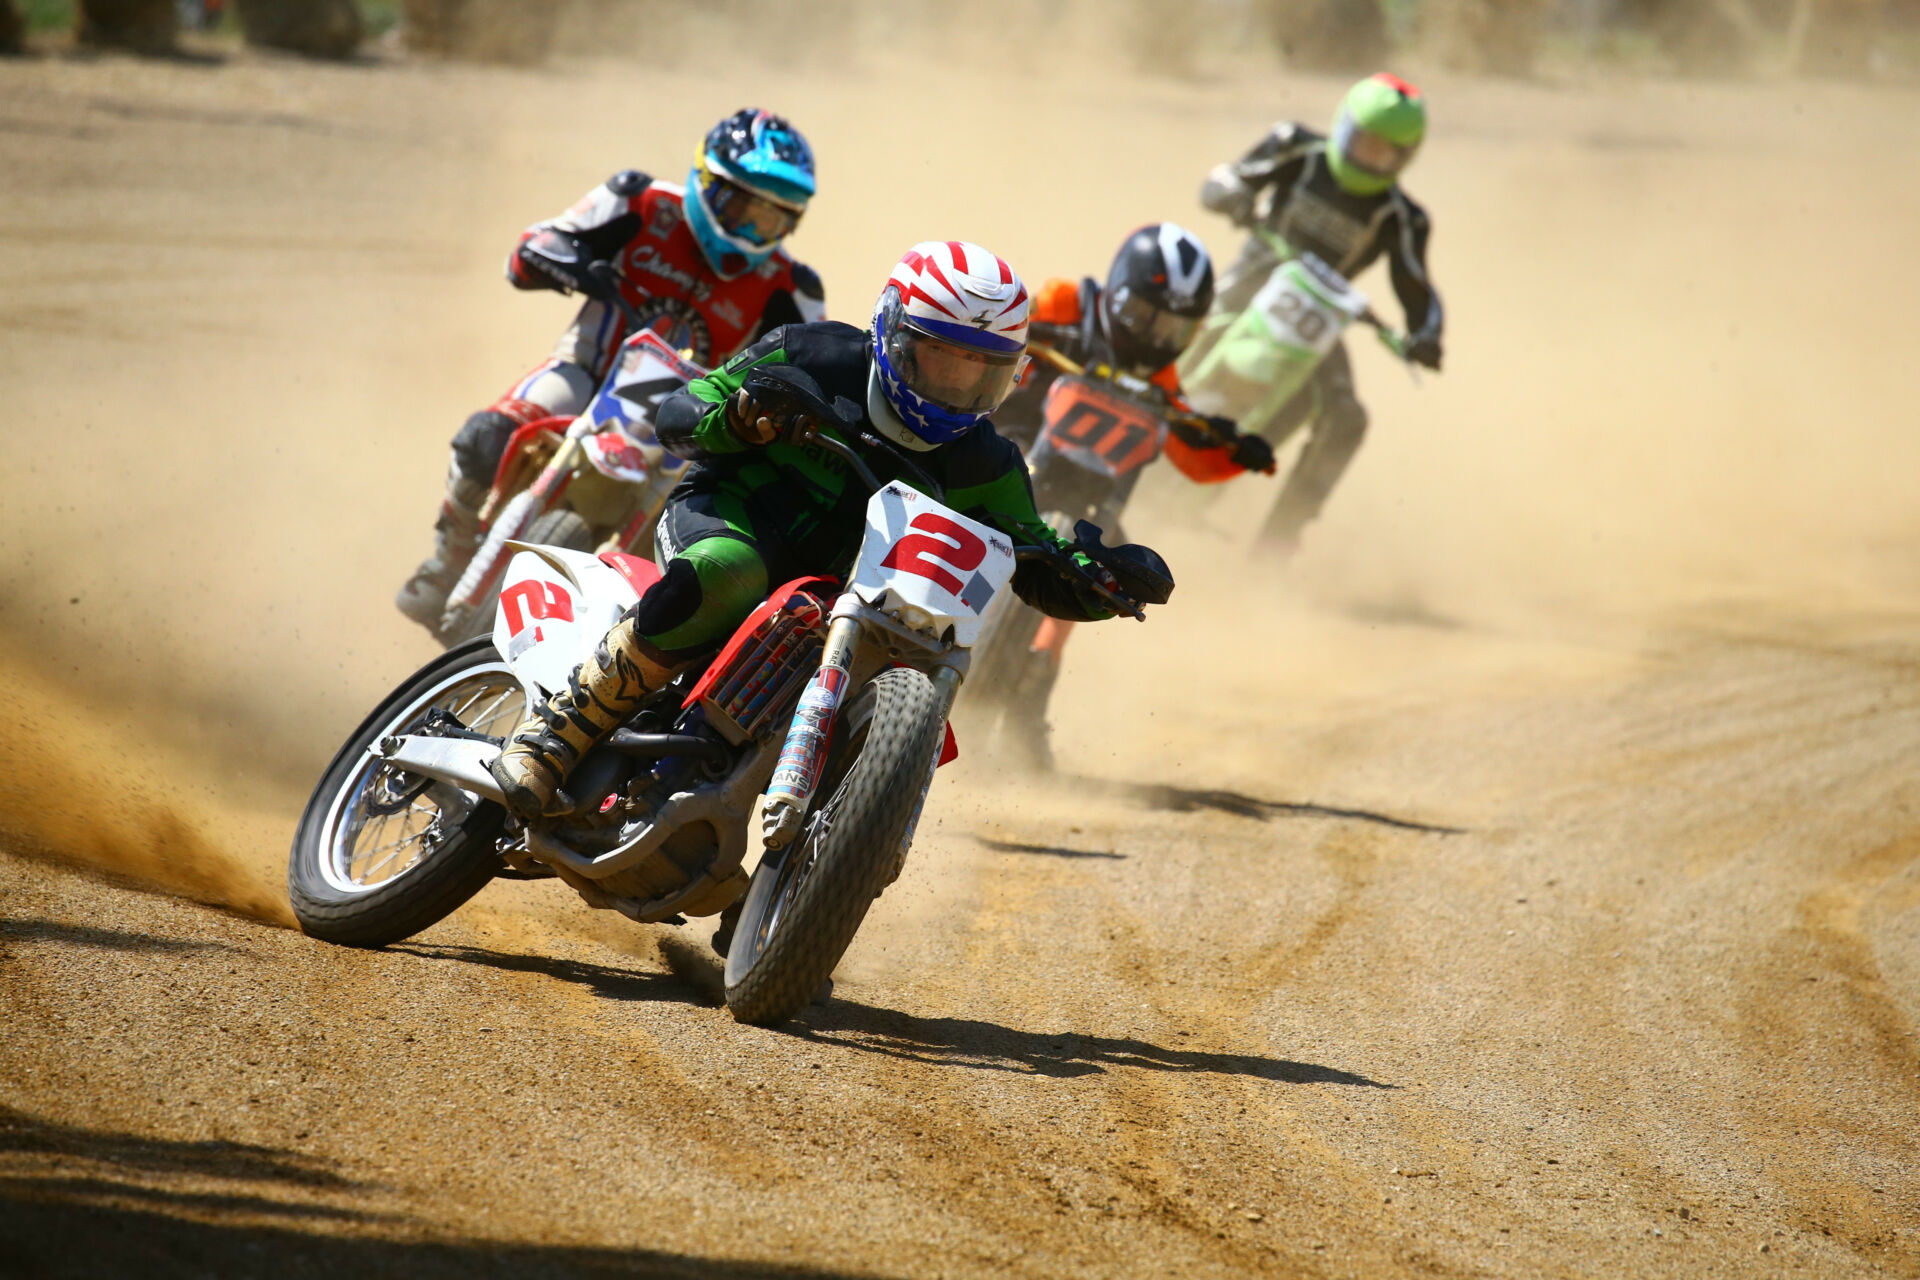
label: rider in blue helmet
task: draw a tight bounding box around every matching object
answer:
[394,108,825,640]
[685,108,817,279]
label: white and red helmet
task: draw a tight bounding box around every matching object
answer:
[870,240,1030,449]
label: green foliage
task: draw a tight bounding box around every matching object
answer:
[24,0,74,32]
[359,0,399,36]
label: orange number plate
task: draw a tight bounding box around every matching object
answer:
[1038,376,1167,478]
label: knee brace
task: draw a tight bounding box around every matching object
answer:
[628,538,769,659]
[449,409,522,486]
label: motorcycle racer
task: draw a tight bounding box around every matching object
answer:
[486,241,1174,817]
[997,222,1276,483]
[978,223,1274,771]
[1196,72,1444,551]
[395,108,827,637]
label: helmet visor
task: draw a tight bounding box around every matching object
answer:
[886,321,1024,415]
[1334,112,1418,181]
[1109,286,1202,355]
[704,172,804,247]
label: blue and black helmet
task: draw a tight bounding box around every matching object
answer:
[685,109,816,278]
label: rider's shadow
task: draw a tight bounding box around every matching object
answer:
[786,998,1393,1088]
[395,942,710,1006]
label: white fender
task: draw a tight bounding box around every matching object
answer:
[491,543,639,696]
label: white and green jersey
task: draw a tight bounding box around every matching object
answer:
[1200,122,1443,344]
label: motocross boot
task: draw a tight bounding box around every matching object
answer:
[488,617,675,816]
[395,469,486,634]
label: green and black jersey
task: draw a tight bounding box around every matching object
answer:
[653,321,1108,621]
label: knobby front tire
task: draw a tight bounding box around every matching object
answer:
[723,667,945,1026]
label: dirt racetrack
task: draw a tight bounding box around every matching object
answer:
[3,28,1919,1279]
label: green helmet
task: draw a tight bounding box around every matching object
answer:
[1327,73,1427,197]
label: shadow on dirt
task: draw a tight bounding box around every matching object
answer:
[788,1000,1395,1088]
[1066,774,1466,834]
[0,917,248,956]
[0,1106,883,1278]
[0,1105,357,1191]
[394,942,720,1006]
[0,1198,883,1280]
[974,837,1127,860]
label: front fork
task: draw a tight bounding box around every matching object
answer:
[760,614,861,850]
[444,438,580,626]
[759,612,963,851]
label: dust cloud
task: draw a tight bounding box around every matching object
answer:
[4,26,1920,927]
[0,653,293,924]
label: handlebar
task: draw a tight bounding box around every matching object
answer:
[586,260,648,333]
[1013,544,1146,622]
[814,427,1143,620]
[742,366,1148,622]
[807,430,885,493]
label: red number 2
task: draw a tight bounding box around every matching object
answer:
[500,580,574,642]
[880,513,987,595]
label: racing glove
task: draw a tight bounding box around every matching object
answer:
[516,230,611,299]
[725,389,818,447]
[728,365,861,449]
[1404,332,1443,371]
[1228,433,1276,474]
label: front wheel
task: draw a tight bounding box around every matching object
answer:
[723,667,946,1026]
[288,637,526,946]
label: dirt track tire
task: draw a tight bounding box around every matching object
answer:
[724,668,945,1027]
[288,638,521,947]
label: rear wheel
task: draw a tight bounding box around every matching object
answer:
[724,668,945,1026]
[524,507,594,553]
[288,638,525,946]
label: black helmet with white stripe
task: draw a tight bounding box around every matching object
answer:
[1103,222,1214,371]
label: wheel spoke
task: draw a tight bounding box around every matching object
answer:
[319,665,519,897]
[443,687,486,722]
[358,837,423,882]
[467,687,518,735]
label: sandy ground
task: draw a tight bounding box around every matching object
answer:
[2,34,1919,1279]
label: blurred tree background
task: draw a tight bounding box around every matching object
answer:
[3,0,1916,81]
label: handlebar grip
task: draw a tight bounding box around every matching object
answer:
[1012,545,1146,621]
[585,260,648,329]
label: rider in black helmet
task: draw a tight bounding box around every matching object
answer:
[998,222,1275,481]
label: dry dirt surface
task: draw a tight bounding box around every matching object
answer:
[3,35,1919,1280]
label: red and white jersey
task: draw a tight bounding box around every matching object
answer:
[506,170,825,373]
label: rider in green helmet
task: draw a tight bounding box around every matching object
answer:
[1196,72,1444,554]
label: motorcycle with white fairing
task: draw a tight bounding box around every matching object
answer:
[289,382,1157,1025]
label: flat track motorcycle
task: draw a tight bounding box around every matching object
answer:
[1178,234,1415,544]
[966,342,1232,769]
[437,260,706,645]
[289,369,1155,1026]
